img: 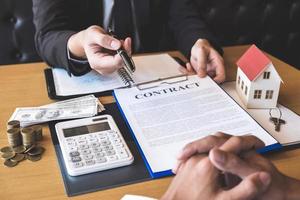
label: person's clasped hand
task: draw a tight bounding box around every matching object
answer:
[180,39,226,83]
[67,25,132,75]
[169,133,298,200]
[161,154,270,200]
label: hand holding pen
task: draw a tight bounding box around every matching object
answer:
[67,25,133,75]
[108,29,136,74]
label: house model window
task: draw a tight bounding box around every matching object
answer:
[265,90,274,99]
[238,76,241,84]
[263,71,271,79]
[241,81,244,90]
[254,90,262,99]
[245,86,248,95]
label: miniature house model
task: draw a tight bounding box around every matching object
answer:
[236,45,282,109]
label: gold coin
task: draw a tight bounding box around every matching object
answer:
[7,128,20,134]
[21,127,34,134]
[13,146,26,154]
[1,152,15,160]
[32,125,43,141]
[28,146,45,156]
[26,154,42,162]
[24,145,36,153]
[11,154,25,162]
[0,146,13,154]
[4,159,18,167]
[7,120,20,129]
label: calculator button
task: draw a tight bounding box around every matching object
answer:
[81,149,91,155]
[105,150,116,156]
[68,146,78,151]
[85,159,96,166]
[103,145,113,151]
[71,156,82,163]
[101,140,111,146]
[117,149,129,159]
[88,134,97,138]
[67,141,76,147]
[108,155,118,161]
[91,143,100,148]
[93,147,102,153]
[89,138,98,143]
[96,157,107,163]
[83,154,94,160]
[114,143,124,148]
[77,140,87,145]
[95,152,105,158]
[98,132,107,137]
[66,138,75,142]
[69,151,80,157]
[79,144,89,150]
[73,162,84,168]
[112,138,121,144]
[78,136,86,140]
[98,135,108,140]
[109,133,119,139]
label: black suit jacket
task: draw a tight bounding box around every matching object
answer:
[32,0,222,75]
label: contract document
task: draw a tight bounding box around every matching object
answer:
[114,75,280,178]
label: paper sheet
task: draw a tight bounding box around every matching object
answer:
[52,54,183,96]
[221,81,300,146]
[114,75,278,173]
[53,69,124,96]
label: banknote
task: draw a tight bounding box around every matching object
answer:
[9,95,104,127]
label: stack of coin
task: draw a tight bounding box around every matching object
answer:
[32,125,43,141]
[21,127,36,147]
[2,120,45,168]
[1,145,45,167]
[1,146,18,167]
[7,120,20,129]
[7,128,22,147]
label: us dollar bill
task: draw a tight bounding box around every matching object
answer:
[9,95,104,127]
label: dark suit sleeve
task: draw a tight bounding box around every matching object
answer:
[32,0,90,76]
[168,0,223,58]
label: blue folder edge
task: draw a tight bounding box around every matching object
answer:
[257,143,282,153]
[113,92,282,179]
[113,92,171,178]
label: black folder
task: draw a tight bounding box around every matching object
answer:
[44,56,186,100]
[44,68,113,100]
[48,103,152,196]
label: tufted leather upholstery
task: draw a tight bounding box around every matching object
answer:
[0,0,40,65]
[0,0,299,69]
[196,0,300,69]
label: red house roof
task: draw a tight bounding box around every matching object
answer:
[236,45,271,81]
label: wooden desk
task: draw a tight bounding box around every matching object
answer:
[0,46,299,200]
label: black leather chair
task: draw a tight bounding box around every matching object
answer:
[0,0,40,65]
[0,0,299,70]
[196,0,300,69]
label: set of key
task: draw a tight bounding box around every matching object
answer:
[269,108,286,132]
[269,117,286,132]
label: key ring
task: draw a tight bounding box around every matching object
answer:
[269,107,282,119]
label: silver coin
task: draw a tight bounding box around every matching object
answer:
[4,159,18,167]
[11,154,25,162]
[0,146,13,154]
[26,154,42,162]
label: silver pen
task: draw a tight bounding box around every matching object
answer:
[108,29,136,74]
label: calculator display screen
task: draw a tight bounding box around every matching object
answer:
[63,122,110,138]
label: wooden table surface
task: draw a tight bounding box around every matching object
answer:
[0,45,299,200]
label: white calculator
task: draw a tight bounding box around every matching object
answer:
[55,115,134,176]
